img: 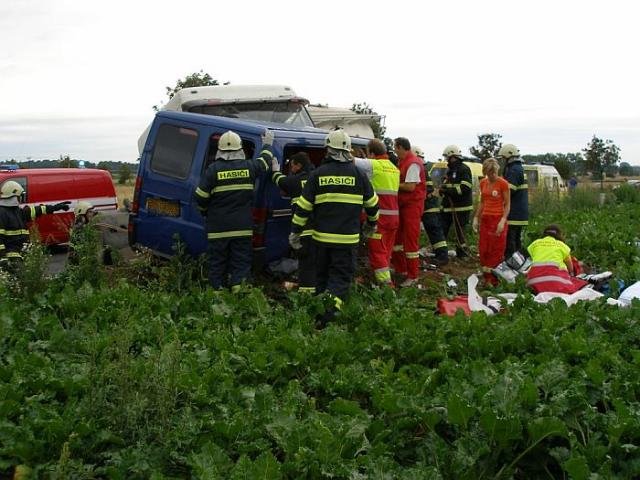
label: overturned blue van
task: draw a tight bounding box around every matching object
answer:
[129,111,368,265]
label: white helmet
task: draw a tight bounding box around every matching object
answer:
[75,200,94,216]
[442,145,462,159]
[497,143,520,159]
[218,131,243,151]
[0,180,24,199]
[325,129,351,152]
[412,146,425,159]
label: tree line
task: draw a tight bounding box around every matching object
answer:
[1,157,136,184]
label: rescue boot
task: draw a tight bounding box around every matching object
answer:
[315,308,337,330]
[433,248,449,266]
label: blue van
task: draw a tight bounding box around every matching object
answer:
[129,111,368,265]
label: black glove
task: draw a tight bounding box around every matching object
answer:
[53,201,71,211]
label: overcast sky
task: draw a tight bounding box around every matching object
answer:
[1,0,638,164]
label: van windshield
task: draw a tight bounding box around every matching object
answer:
[188,101,314,127]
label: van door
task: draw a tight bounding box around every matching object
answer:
[134,120,205,256]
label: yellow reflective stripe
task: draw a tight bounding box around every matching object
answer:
[442,205,473,212]
[272,172,285,183]
[301,230,313,236]
[207,230,253,239]
[455,185,462,195]
[0,229,30,236]
[369,232,383,240]
[461,181,473,189]
[231,284,242,293]
[6,252,22,258]
[393,245,403,252]
[258,157,268,170]
[507,220,529,226]
[212,184,253,193]
[315,193,363,205]
[332,295,343,310]
[312,230,360,244]
[425,207,441,213]
[405,251,420,259]
[0,244,5,250]
[195,187,210,199]
[298,287,316,293]
[260,149,273,159]
[433,241,447,249]
[368,212,379,222]
[291,196,300,205]
[516,184,529,190]
[29,206,36,219]
[363,193,378,208]
[297,196,313,211]
[292,214,307,226]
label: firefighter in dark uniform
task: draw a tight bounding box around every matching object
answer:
[194,129,274,291]
[439,145,473,258]
[290,129,379,328]
[413,146,448,266]
[498,143,528,258]
[271,151,316,293]
[0,180,70,273]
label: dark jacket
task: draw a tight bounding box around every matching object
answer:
[423,166,441,214]
[272,165,314,235]
[502,158,529,225]
[291,158,378,247]
[440,159,473,212]
[194,148,272,239]
[0,204,56,260]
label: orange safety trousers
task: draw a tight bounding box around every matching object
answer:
[369,223,398,284]
[392,202,424,280]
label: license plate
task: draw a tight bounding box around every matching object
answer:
[146,197,181,217]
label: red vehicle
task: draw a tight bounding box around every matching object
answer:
[0,167,118,244]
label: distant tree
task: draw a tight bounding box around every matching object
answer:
[619,162,634,176]
[96,161,111,172]
[553,157,574,180]
[154,70,229,111]
[350,102,386,139]
[470,133,502,160]
[583,135,621,183]
[118,164,132,185]
[59,155,78,168]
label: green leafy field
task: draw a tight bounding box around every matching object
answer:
[2,187,640,479]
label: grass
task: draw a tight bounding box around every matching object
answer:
[114,181,135,209]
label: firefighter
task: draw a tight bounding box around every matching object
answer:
[271,151,316,293]
[290,129,378,328]
[497,143,529,258]
[439,145,473,258]
[194,129,274,291]
[526,224,587,294]
[391,137,426,287]
[0,180,70,272]
[354,138,400,286]
[413,146,448,266]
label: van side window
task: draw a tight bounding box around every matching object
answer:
[526,170,538,187]
[151,125,199,179]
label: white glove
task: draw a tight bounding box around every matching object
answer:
[271,156,281,172]
[262,128,275,147]
[289,232,302,250]
[472,216,479,233]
